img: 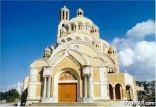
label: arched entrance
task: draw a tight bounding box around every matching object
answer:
[58,71,78,102]
[109,84,113,99]
[126,85,132,101]
[115,84,122,100]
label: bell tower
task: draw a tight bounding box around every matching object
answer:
[77,8,84,17]
[60,6,69,21]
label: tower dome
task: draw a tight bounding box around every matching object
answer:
[60,5,70,21]
[77,8,84,16]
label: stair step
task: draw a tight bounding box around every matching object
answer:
[31,103,98,106]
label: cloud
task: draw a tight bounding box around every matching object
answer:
[112,19,155,81]
[118,48,134,67]
[126,20,155,40]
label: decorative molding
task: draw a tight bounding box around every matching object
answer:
[49,41,102,61]
[58,80,78,83]
[51,50,82,70]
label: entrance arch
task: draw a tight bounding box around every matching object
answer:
[115,84,122,100]
[126,85,132,101]
[109,84,113,99]
[58,72,77,102]
[55,68,81,103]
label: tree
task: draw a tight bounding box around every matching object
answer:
[0,89,20,102]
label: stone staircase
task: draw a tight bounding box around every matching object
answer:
[30,102,98,107]
[28,101,133,107]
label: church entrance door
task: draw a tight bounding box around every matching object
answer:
[58,83,77,102]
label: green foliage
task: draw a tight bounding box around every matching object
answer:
[136,80,155,102]
[0,89,20,102]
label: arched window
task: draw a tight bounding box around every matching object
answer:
[78,23,83,30]
[63,10,65,19]
[62,24,65,27]
[85,24,89,30]
[71,23,76,31]
[67,37,72,41]
[92,41,95,45]
[75,36,81,40]
[61,39,65,43]
[78,24,81,30]
[71,25,74,31]
[64,24,69,32]
[59,72,76,80]
[66,12,68,20]
[84,37,90,42]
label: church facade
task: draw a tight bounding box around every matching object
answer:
[24,6,137,105]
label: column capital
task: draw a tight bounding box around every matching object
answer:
[82,65,93,76]
[43,66,51,76]
[43,75,51,78]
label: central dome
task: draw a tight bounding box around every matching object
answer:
[70,16,93,25]
[57,6,100,43]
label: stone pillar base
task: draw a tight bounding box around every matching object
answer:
[123,98,128,100]
[83,97,93,103]
[41,97,54,103]
[101,96,110,100]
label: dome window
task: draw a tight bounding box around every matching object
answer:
[61,39,65,43]
[75,36,81,40]
[71,23,76,31]
[67,37,72,41]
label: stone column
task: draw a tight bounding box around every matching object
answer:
[88,75,93,102]
[84,76,88,98]
[43,76,47,98]
[50,77,53,97]
[130,89,133,100]
[47,76,51,98]
[113,87,116,100]
[83,65,93,102]
[88,75,93,98]
[99,67,110,100]
[120,87,123,100]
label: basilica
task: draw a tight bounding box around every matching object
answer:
[24,6,137,105]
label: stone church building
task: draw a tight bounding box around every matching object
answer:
[24,6,137,105]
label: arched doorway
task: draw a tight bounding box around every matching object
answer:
[126,85,132,101]
[58,71,77,102]
[109,84,113,99]
[115,84,122,100]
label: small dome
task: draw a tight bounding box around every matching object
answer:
[61,5,69,11]
[77,8,84,16]
[30,59,47,68]
[108,46,114,54]
[77,8,83,12]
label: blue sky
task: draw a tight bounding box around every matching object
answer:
[1,1,155,89]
